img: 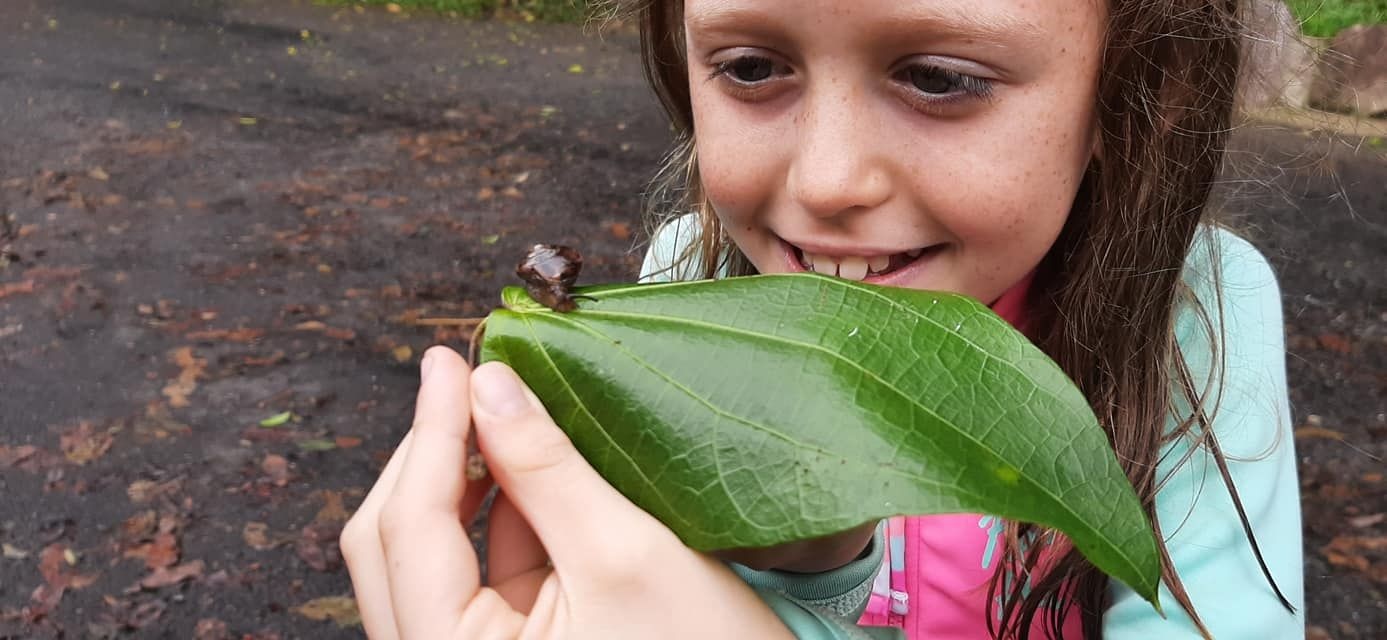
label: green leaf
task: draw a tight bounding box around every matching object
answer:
[480,273,1161,606]
[296,438,337,452]
[259,411,294,428]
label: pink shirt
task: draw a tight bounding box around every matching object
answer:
[858,274,1083,639]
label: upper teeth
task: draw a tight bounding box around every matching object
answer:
[804,252,899,281]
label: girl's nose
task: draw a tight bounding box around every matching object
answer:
[786,86,892,220]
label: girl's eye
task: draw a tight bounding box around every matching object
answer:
[726,57,776,83]
[893,63,994,106]
[711,55,786,86]
[907,66,958,94]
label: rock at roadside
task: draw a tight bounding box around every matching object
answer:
[1310,24,1387,118]
[1238,0,1315,112]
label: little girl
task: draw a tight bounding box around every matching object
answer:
[343,0,1305,638]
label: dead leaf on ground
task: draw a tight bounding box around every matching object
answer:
[139,559,204,589]
[1321,535,1387,577]
[242,522,279,551]
[4,543,30,559]
[0,444,40,469]
[38,543,98,594]
[59,421,114,465]
[185,327,265,343]
[1350,513,1386,528]
[295,321,356,341]
[106,596,169,631]
[1317,332,1352,354]
[262,454,291,486]
[295,595,361,627]
[608,222,631,240]
[119,510,159,540]
[296,521,342,572]
[162,347,206,407]
[1294,426,1345,441]
[0,279,36,300]
[333,436,363,449]
[391,345,413,363]
[127,478,182,504]
[314,490,350,524]
[124,531,179,570]
[194,618,231,640]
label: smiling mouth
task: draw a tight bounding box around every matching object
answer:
[789,244,942,282]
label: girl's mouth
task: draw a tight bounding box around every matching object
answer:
[783,240,944,285]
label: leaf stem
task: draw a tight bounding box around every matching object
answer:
[467,318,487,369]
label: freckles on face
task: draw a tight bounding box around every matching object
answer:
[682,0,1106,304]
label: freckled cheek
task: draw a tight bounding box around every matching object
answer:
[695,132,778,220]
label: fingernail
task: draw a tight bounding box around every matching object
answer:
[473,366,531,417]
[421,350,436,382]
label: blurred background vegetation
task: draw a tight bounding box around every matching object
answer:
[1285,0,1386,37]
[336,0,1387,35]
[327,0,590,22]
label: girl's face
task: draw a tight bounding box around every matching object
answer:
[685,0,1105,303]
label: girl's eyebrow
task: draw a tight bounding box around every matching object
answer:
[685,4,1046,51]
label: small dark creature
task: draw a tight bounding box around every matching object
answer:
[517,244,584,312]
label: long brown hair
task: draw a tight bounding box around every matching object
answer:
[603,0,1292,637]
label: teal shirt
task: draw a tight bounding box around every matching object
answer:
[640,217,1305,639]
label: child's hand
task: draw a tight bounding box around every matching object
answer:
[340,347,793,640]
[713,523,878,573]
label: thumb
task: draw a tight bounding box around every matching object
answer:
[469,362,671,572]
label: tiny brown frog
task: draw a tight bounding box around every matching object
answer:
[517,244,584,312]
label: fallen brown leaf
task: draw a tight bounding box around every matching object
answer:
[295,595,360,627]
[0,444,40,469]
[1350,513,1386,528]
[37,543,98,593]
[162,347,206,408]
[1317,332,1352,354]
[262,454,291,487]
[185,327,265,343]
[314,490,350,524]
[194,618,231,640]
[242,522,276,551]
[608,222,632,240]
[139,559,204,589]
[119,510,159,540]
[59,421,114,465]
[333,436,363,450]
[127,478,181,504]
[1294,426,1344,441]
[296,521,342,572]
[124,532,179,570]
[0,279,36,300]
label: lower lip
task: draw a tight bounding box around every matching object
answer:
[780,239,943,286]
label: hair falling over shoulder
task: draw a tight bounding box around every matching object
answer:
[598,0,1290,637]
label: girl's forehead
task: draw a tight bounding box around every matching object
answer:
[682,0,1103,43]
